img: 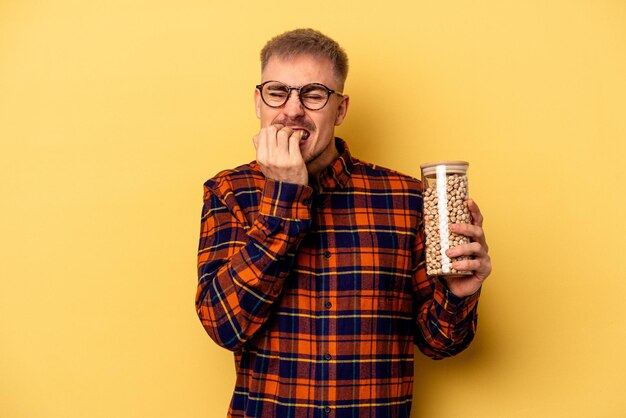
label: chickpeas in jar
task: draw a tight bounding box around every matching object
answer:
[420,161,473,277]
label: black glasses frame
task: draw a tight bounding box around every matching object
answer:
[255,80,343,110]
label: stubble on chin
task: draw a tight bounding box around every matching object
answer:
[302,135,338,173]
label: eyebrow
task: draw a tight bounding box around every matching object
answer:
[266,83,289,90]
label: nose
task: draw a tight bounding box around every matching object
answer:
[281,89,306,119]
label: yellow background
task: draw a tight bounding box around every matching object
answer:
[1,1,625,417]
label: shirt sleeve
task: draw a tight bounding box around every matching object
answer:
[195,179,314,351]
[411,224,480,359]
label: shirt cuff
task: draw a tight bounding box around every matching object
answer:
[259,179,314,220]
[434,277,481,315]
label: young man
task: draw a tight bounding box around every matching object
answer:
[196,28,491,418]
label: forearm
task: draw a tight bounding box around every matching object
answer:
[196,179,313,351]
[196,215,309,350]
[415,278,480,359]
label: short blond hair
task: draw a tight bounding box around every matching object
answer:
[260,28,349,88]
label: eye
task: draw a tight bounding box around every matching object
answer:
[301,86,327,101]
[302,93,324,100]
[267,90,288,98]
[266,87,288,96]
[263,83,289,99]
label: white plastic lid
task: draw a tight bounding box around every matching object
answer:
[420,160,469,176]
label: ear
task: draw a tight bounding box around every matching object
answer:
[334,95,350,126]
[254,88,261,119]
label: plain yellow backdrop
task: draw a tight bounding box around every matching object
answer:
[1,1,625,417]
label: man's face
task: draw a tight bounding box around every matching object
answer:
[255,54,349,170]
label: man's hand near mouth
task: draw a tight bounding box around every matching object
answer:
[253,124,308,186]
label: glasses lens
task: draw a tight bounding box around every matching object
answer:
[300,84,329,110]
[262,82,289,107]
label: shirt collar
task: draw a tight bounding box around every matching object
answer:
[316,137,354,191]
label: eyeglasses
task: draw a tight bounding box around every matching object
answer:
[256,81,343,111]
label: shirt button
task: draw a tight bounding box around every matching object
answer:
[303,199,310,205]
[324,353,332,361]
[324,406,331,414]
[324,301,332,309]
[323,251,331,258]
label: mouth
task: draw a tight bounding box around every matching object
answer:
[293,129,310,140]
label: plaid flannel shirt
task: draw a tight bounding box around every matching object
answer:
[196,138,479,418]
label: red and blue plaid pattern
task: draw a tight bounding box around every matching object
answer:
[196,139,479,418]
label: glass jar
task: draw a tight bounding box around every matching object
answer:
[420,161,473,277]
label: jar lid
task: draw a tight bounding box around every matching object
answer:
[420,160,469,176]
